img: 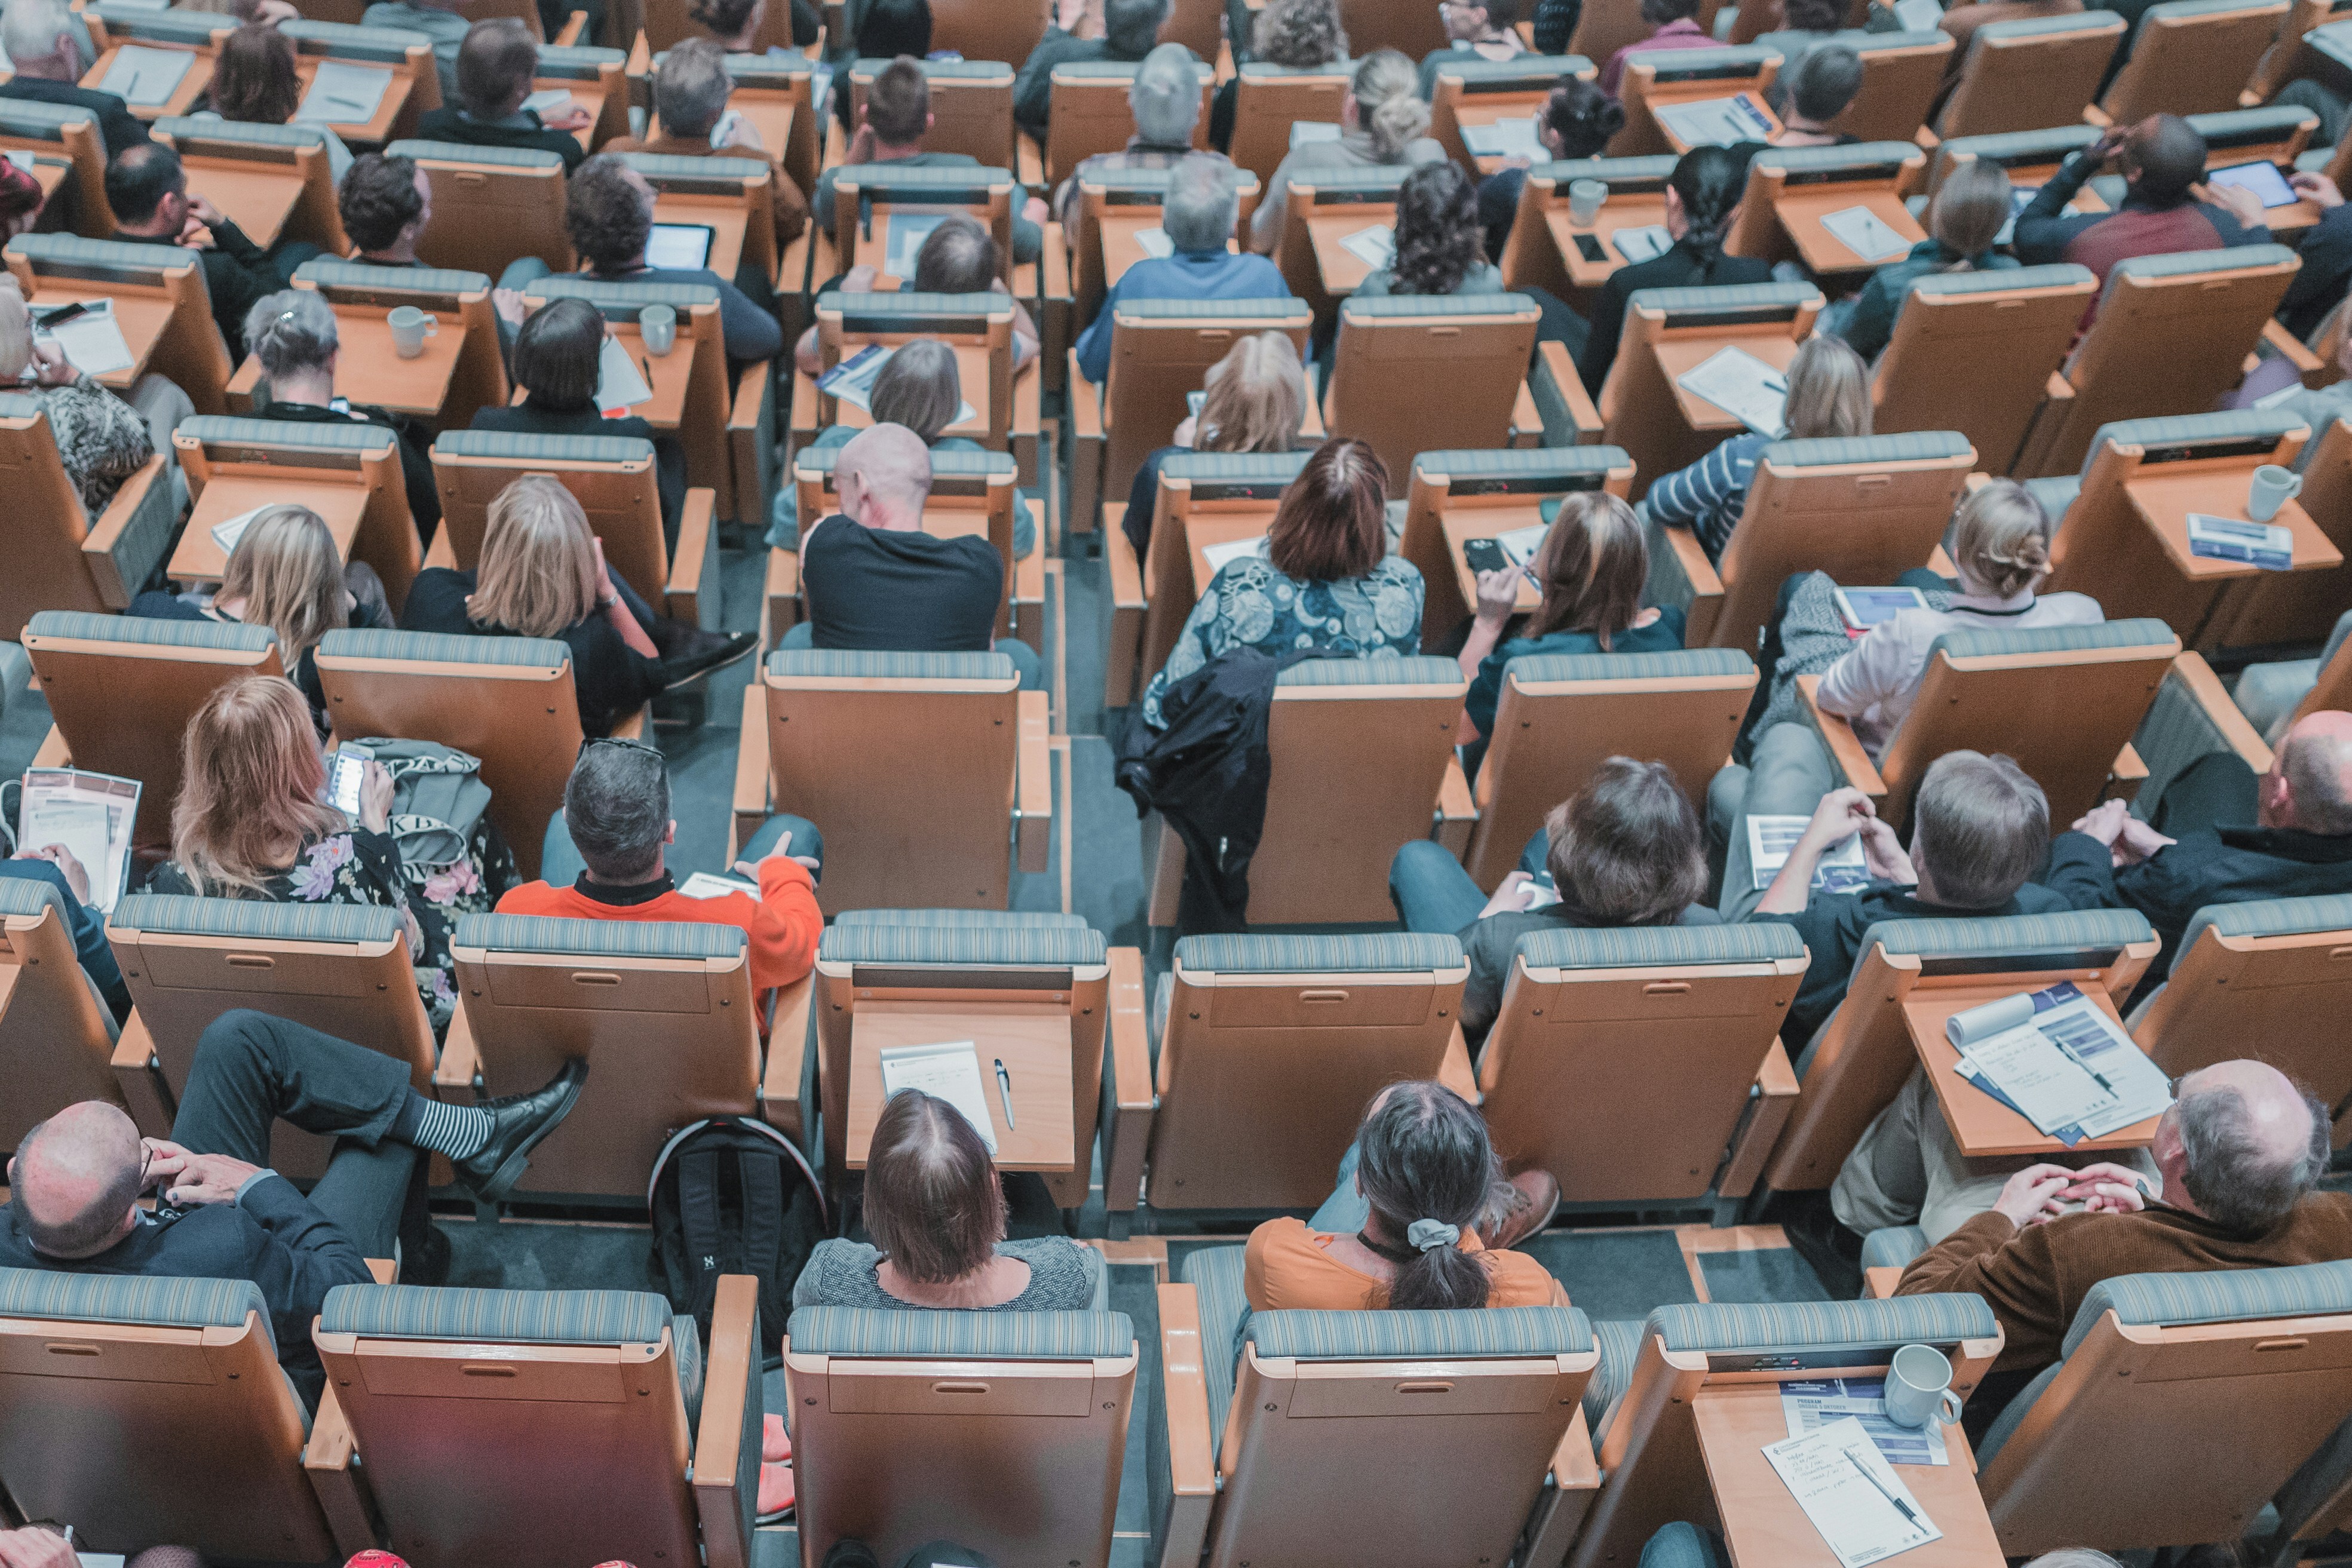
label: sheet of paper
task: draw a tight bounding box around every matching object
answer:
[808,66,832,115]
[1495,521,1550,566]
[1765,1417,1942,1568]
[1959,1018,2114,1137]
[1675,344,1789,437]
[1339,223,1396,269]
[1780,1378,1950,1467]
[2028,983,2172,1139]
[20,766,140,913]
[4,150,29,173]
[522,87,575,116]
[293,60,392,124]
[1201,535,1268,574]
[1820,204,1914,263]
[1133,224,1174,258]
[816,342,977,425]
[1654,93,1774,149]
[1746,814,1869,892]
[99,44,194,107]
[878,1040,998,1153]
[79,1555,129,1568]
[1290,120,1342,149]
[42,299,134,376]
[1893,0,1943,28]
[1462,115,1544,158]
[677,872,758,900]
[1611,223,1672,263]
[596,335,654,411]
[210,504,268,558]
[882,212,947,278]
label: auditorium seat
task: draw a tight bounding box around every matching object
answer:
[0,100,109,240]
[2093,0,2289,122]
[1071,164,1262,334]
[2127,635,2284,815]
[1922,122,2103,202]
[531,42,631,148]
[176,413,423,611]
[1814,27,1951,143]
[287,257,511,434]
[8,232,236,415]
[820,163,1017,287]
[0,393,173,642]
[848,57,1017,168]
[1590,281,1822,499]
[798,288,1032,473]
[785,1303,1139,1568]
[2201,412,2352,655]
[1931,10,2126,139]
[1727,142,1928,283]
[699,51,821,211]
[1397,445,1635,648]
[1427,55,1599,171]
[2245,0,2352,101]
[620,151,781,300]
[930,0,1052,84]
[283,20,444,142]
[1112,448,1308,706]
[1495,155,1679,306]
[0,876,125,1155]
[1043,59,1215,185]
[83,6,233,124]
[1226,62,1354,188]
[1868,266,2099,475]
[154,117,344,255]
[1609,46,1781,158]
[386,140,571,279]
[2228,610,2352,739]
[1323,295,1544,490]
[1271,164,1418,328]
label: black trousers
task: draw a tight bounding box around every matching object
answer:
[171,1010,424,1258]
[2148,750,2262,839]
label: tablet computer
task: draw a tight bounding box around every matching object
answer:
[645,222,716,271]
[1832,584,1930,631]
[2206,159,2299,208]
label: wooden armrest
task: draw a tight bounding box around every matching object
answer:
[2081,103,2111,128]
[788,367,818,437]
[1105,502,1143,708]
[760,974,812,1143]
[1016,688,1051,874]
[666,487,719,629]
[729,358,776,526]
[81,455,171,607]
[1068,348,1103,437]
[1436,756,1476,857]
[734,679,774,822]
[1925,543,1957,578]
[1550,1407,1600,1493]
[1795,674,1887,798]
[1718,1037,1798,1199]
[1509,375,1543,449]
[2170,650,2273,774]
[435,1004,481,1094]
[2106,740,2148,803]
[1157,1281,1220,1554]
[300,1382,377,1558]
[764,545,800,642]
[2263,318,2328,385]
[110,1012,173,1137]
[1537,339,1603,445]
[1912,124,1938,151]
[552,9,588,44]
[1042,219,1072,301]
[1438,1021,1482,1107]
[691,1274,760,1568]
[1655,520,1724,646]
[1103,946,1152,1213]
[422,528,458,573]
[30,723,68,768]
[226,354,263,411]
[1865,1265,1903,1299]
[366,1258,396,1284]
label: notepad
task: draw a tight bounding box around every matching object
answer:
[1765,1417,1942,1568]
[1675,345,1788,437]
[882,213,947,278]
[1133,224,1174,258]
[1654,93,1774,148]
[1819,204,1913,263]
[2188,511,2293,570]
[522,87,576,118]
[1746,814,1869,893]
[41,298,134,376]
[817,343,979,426]
[294,60,393,124]
[1462,116,1544,158]
[1289,120,1342,149]
[1201,535,1268,574]
[210,504,269,558]
[678,872,758,899]
[20,766,140,913]
[1610,224,1672,263]
[1494,520,1550,566]
[1781,1378,1949,1468]
[99,45,194,107]
[596,335,654,411]
[1948,981,2172,1141]
[1338,223,1396,268]
[878,1040,998,1153]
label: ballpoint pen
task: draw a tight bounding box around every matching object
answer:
[994,1058,1016,1130]
[1844,1451,1921,1527]
[2052,1033,2116,1094]
[642,354,657,389]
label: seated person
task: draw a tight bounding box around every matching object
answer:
[1597,0,1716,96]
[338,152,435,269]
[2071,710,2352,984]
[0,159,43,250]
[1124,328,1306,566]
[0,275,154,516]
[1353,160,1504,300]
[1645,333,1872,565]
[130,503,393,734]
[105,144,281,358]
[1246,1081,1565,1311]
[241,289,443,543]
[813,57,1045,267]
[692,0,822,53]
[148,676,515,1032]
[2277,170,2352,342]
[2261,296,2352,456]
[787,422,1044,689]
[1479,78,1623,262]
[1077,153,1290,384]
[201,22,352,186]
[1456,492,1685,772]
[791,214,1040,382]
[1053,42,1231,232]
[1141,435,1424,727]
[1740,750,2111,1049]
[1390,756,1717,1045]
[0,0,151,156]
[828,0,937,138]
[608,38,811,249]
[1750,41,1860,149]
[495,154,786,372]
[498,737,823,995]
[1016,0,1173,137]
[0,1012,587,1402]
[1897,1059,2351,1386]
[0,841,132,1022]
[793,1088,1102,1310]
[415,20,594,172]
[1830,158,2015,362]
[1252,51,1445,254]
[1753,0,1854,59]
[1212,0,1345,152]
[1577,145,1770,394]
[473,296,689,545]
[1418,0,1526,97]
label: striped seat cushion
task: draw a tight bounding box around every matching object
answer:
[1162,450,1312,484]
[294,258,490,296]
[2062,1259,2352,1360]
[1412,446,1632,483]
[1514,922,1807,971]
[1246,1305,1592,1360]
[1114,297,1313,324]
[2105,244,2296,290]
[155,113,327,146]
[320,1284,670,1343]
[2178,894,2352,960]
[0,101,97,139]
[1646,1295,1998,1353]
[832,163,1015,189]
[318,628,571,668]
[785,1305,1134,1358]
[2082,411,2306,483]
[1753,140,1922,175]
[0,876,67,922]
[854,56,1012,78]
[536,43,627,67]
[453,913,746,959]
[10,236,186,278]
[111,894,403,944]
[1859,1226,1929,1273]
[1760,432,1971,467]
[178,415,392,454]
[1924,616,2175,665]
[26,609,274,653]
[1430,51,1593,83]
[386,139,563,168]
[0,1268,269,1339]
[284,19,441,51]
[1908,263,2094,300]
[766,649,1012,682]
[1860,907,2155,969]
[832,909,1093,929]
[1589,1317,1643,1436]
[1174,932,1464,974]
[1340,293,1539,322]
[1180,1245,1251,1452]
[817,922,1106,966]
[1973,8,2122,41]
[527,278,723,314]
[1275,655,1461,688]
[1503,648,1752,686]
[432,429,654,465]
[1549,154,1678,183]
[1624,281,1821,317]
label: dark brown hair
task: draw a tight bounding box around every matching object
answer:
[864,56,930,146]
[566,153,653,271]
[1267,436,1387,581]
[1353,1082,1494,1311]
[690,0,761,36]
[514,296,605,408]
[863,1089,1006,1284]
[1524,491,1646,645]
[211,22,300,124]
[456,17,539,118]
[339,152,423,253]
[1543,758,1707,925]
[1390,160,1483,297]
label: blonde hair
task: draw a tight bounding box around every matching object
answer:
[1526,492,1647,645]
[1951,477,2052,599]
[1783,333,1872,441]
[0,275,31,382]
[1929,159,2013,263]
[1197,332,1304,454]
[1351,50,1428,161]
[220,505,343,671]
[170,674,345,894]
[869,338,961,444]
[468,474,600,639]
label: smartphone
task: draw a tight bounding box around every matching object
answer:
[329,742,373,816]
[1831,584,1929,632]
[1573,233,1606,263]
[1463,538,1510,575]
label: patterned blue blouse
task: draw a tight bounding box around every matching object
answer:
[1141,554,1427,728]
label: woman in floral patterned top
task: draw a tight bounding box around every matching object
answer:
[146,675,510,1032]
[1141,436,1425,728]
[0,274,154,515]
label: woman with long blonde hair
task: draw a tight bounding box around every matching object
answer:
[1124,331,1307,563]
[1251,50,1442,251]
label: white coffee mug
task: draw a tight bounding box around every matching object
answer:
[386,306,436,358]
[1884,1343,1965,1430]
[2248,462,2303,523]
[1569,179,1608,226]
[639,303,678,357]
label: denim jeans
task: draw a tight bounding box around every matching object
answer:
[538,810,824,886]
[1387,829,1549,934]
[775,618,1042,691]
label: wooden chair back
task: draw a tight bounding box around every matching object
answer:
[155,116,346,257]
[81,5,232,124]
[0,392,174,640]
[1427,54,1600,170]
[526,275,737,515]
[1342,0,1454,57]
[1574,0,1738,81]
[1399,444,1637,649]
[431,430,673,606]
[177,413,421,615]
[1814,27,1952,143]
[1099,296,1313,524]
[827,163,1014,284]
[1599,280,1821,499]
[535,43,632,148]
[1610,45,1780,157]
[282,19,446,140]
[1324,294,1540,493]
[1496,153,1676,300]
[2247,0,2352,99]
[387,138,571,278]
[712,52,820,204]
[1043,59,1213,186]
[1933,9,2125,138]
[620,150,779,291]
[1724,140,1927,271]
[292,257,509,432]
[815,288,1016,446]
[0,99,109,238]
[0,876,122,1155]
[2098,0,2289,121]
[2204,413,2352,652]
[930,0,1052,78]
[1226,62,1353,189]
[1274,164,1412,326]
[848,57,1016,168]
[1871,265,2099,476]
[8,231,234,415]
[2132,895,2352,1118]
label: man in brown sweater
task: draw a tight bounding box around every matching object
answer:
[1898,1060,2352,1379]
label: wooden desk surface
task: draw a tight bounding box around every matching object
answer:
[1307,208,1395,295]
[84,47,211,122]
[1903,982,2161,1159]
[1654,334,1800,432]
[1776,188,1927,276]
[170,473,369,584]
[653,194,750,283]
[292,59,410,145]
[605,321,694,428]
[729,97,799,166]
[844,1004,1077,1171]
[531,76,616,154]
[1549,195,1675,289]
[1441,501,1550,616]
[2125,470,2343,581]
[1184,513,1272,602]
[1654,88,1781,155]
[181,159,302,252]
[328,309,469,419]
[1694,1383,2006,1568]
[24,286,168,392]
[829,341,1005,440]
[1453,96,1545,177]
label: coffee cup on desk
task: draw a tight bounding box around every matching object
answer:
[387,306,436,358]
[1884,1343,1965,1430]
[2247,463,2302,522]
[1568,179,1608,226]
[639,303,677,357]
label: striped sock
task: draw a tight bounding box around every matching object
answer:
[395,1090,492,1160]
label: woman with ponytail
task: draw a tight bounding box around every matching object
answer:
[1575,143,1771,394]
[1480,76,1623,259]
[1250,50,1444,251]
[1243,1081,1566,1312]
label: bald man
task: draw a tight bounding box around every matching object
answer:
[1898,1060,2350,1380]
[782,422,1043,688]
[2074,709,2352,983]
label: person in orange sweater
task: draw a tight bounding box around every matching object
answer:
[495,738,824,995]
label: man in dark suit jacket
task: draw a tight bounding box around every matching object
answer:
[1014,0,1173,136]
[102,144,281,358]
[0,1011,586,1405]
[415,18,594,171]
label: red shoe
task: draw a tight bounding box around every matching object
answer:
[758,1459,796,1520]
[763,1412,792,1463]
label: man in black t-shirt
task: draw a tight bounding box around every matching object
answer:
[789,423,1043,688]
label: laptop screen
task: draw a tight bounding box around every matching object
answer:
[645,222,716,271]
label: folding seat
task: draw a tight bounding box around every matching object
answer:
[311,1278,762,1568]
[0,100,110,239]
[1071,164,1263,336]
[1921,121,2104,200]
[1324,294,1544,490]
[22,612,282,851]
[1869,266,2099,475]
[0,394,173,643]
[795,287,1031,474]
[1145,658,1471,926]
[1754,907,2158,1199]
[155,116,345,256]
[1725,141,1929,282]
[386,140,570,279]
[1043,59,1215,186]
[2095,0,2290,122]
[286,256,511,433]
[2013,247,2301,478]
[7,232,235,415]
[1398,445,1636,649]
[283,20,446,143]
[703,52,821,215]
[848,57,1016,168]
[0,1269,352,1564]
[1271,164,1416,327]
[1496,153,1677,304]
[1342,0,1455,56]
[2127,628,2294,814]
[1160,1245,1599,1568]
[531,42,631,148]
[315,628,612,880]
[1930,10,2126,139]
[82,5,234,124]
[2222,610,2352,745]
[174,413,423,610]
[786,1304,1139,1568]
[1609,45,1781,158]
[931,0,1052,81]
[0,877,127,1155]
[619,151,780,300]
[1563,1296,2004,1568]
[1427,55,1600,171]
[1226,61,1353,188]
[1648,432,1976,656]
[2246,0,2352,100]
[2202,406,2352,655]
[734,649,1051,914]
[1111,932,1468,1220]
[820,162,1017,291]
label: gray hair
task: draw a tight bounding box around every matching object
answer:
[655,36,734,138]
[2282,722,2352,835]
[1909,750,2048,910]
[1161,152,1237,253]
[1129,42,1200,145]
[2,0,75,65]
[243,289,339,381]
[564,740,671,882]
[2177,1084,2329,1232]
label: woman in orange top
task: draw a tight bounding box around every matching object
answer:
[1244,1082,1566,1311]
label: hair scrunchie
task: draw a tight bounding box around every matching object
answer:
[1405,1219,1460,1254]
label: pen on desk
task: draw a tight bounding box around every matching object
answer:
[641,353,656,387]
[994,1057,1016,1130]
[2052,1035,2116,1094]
[1844,1451,1921,1527]
[1761,374,1787,392]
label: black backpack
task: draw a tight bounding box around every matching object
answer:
[648,1115,827,1363]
